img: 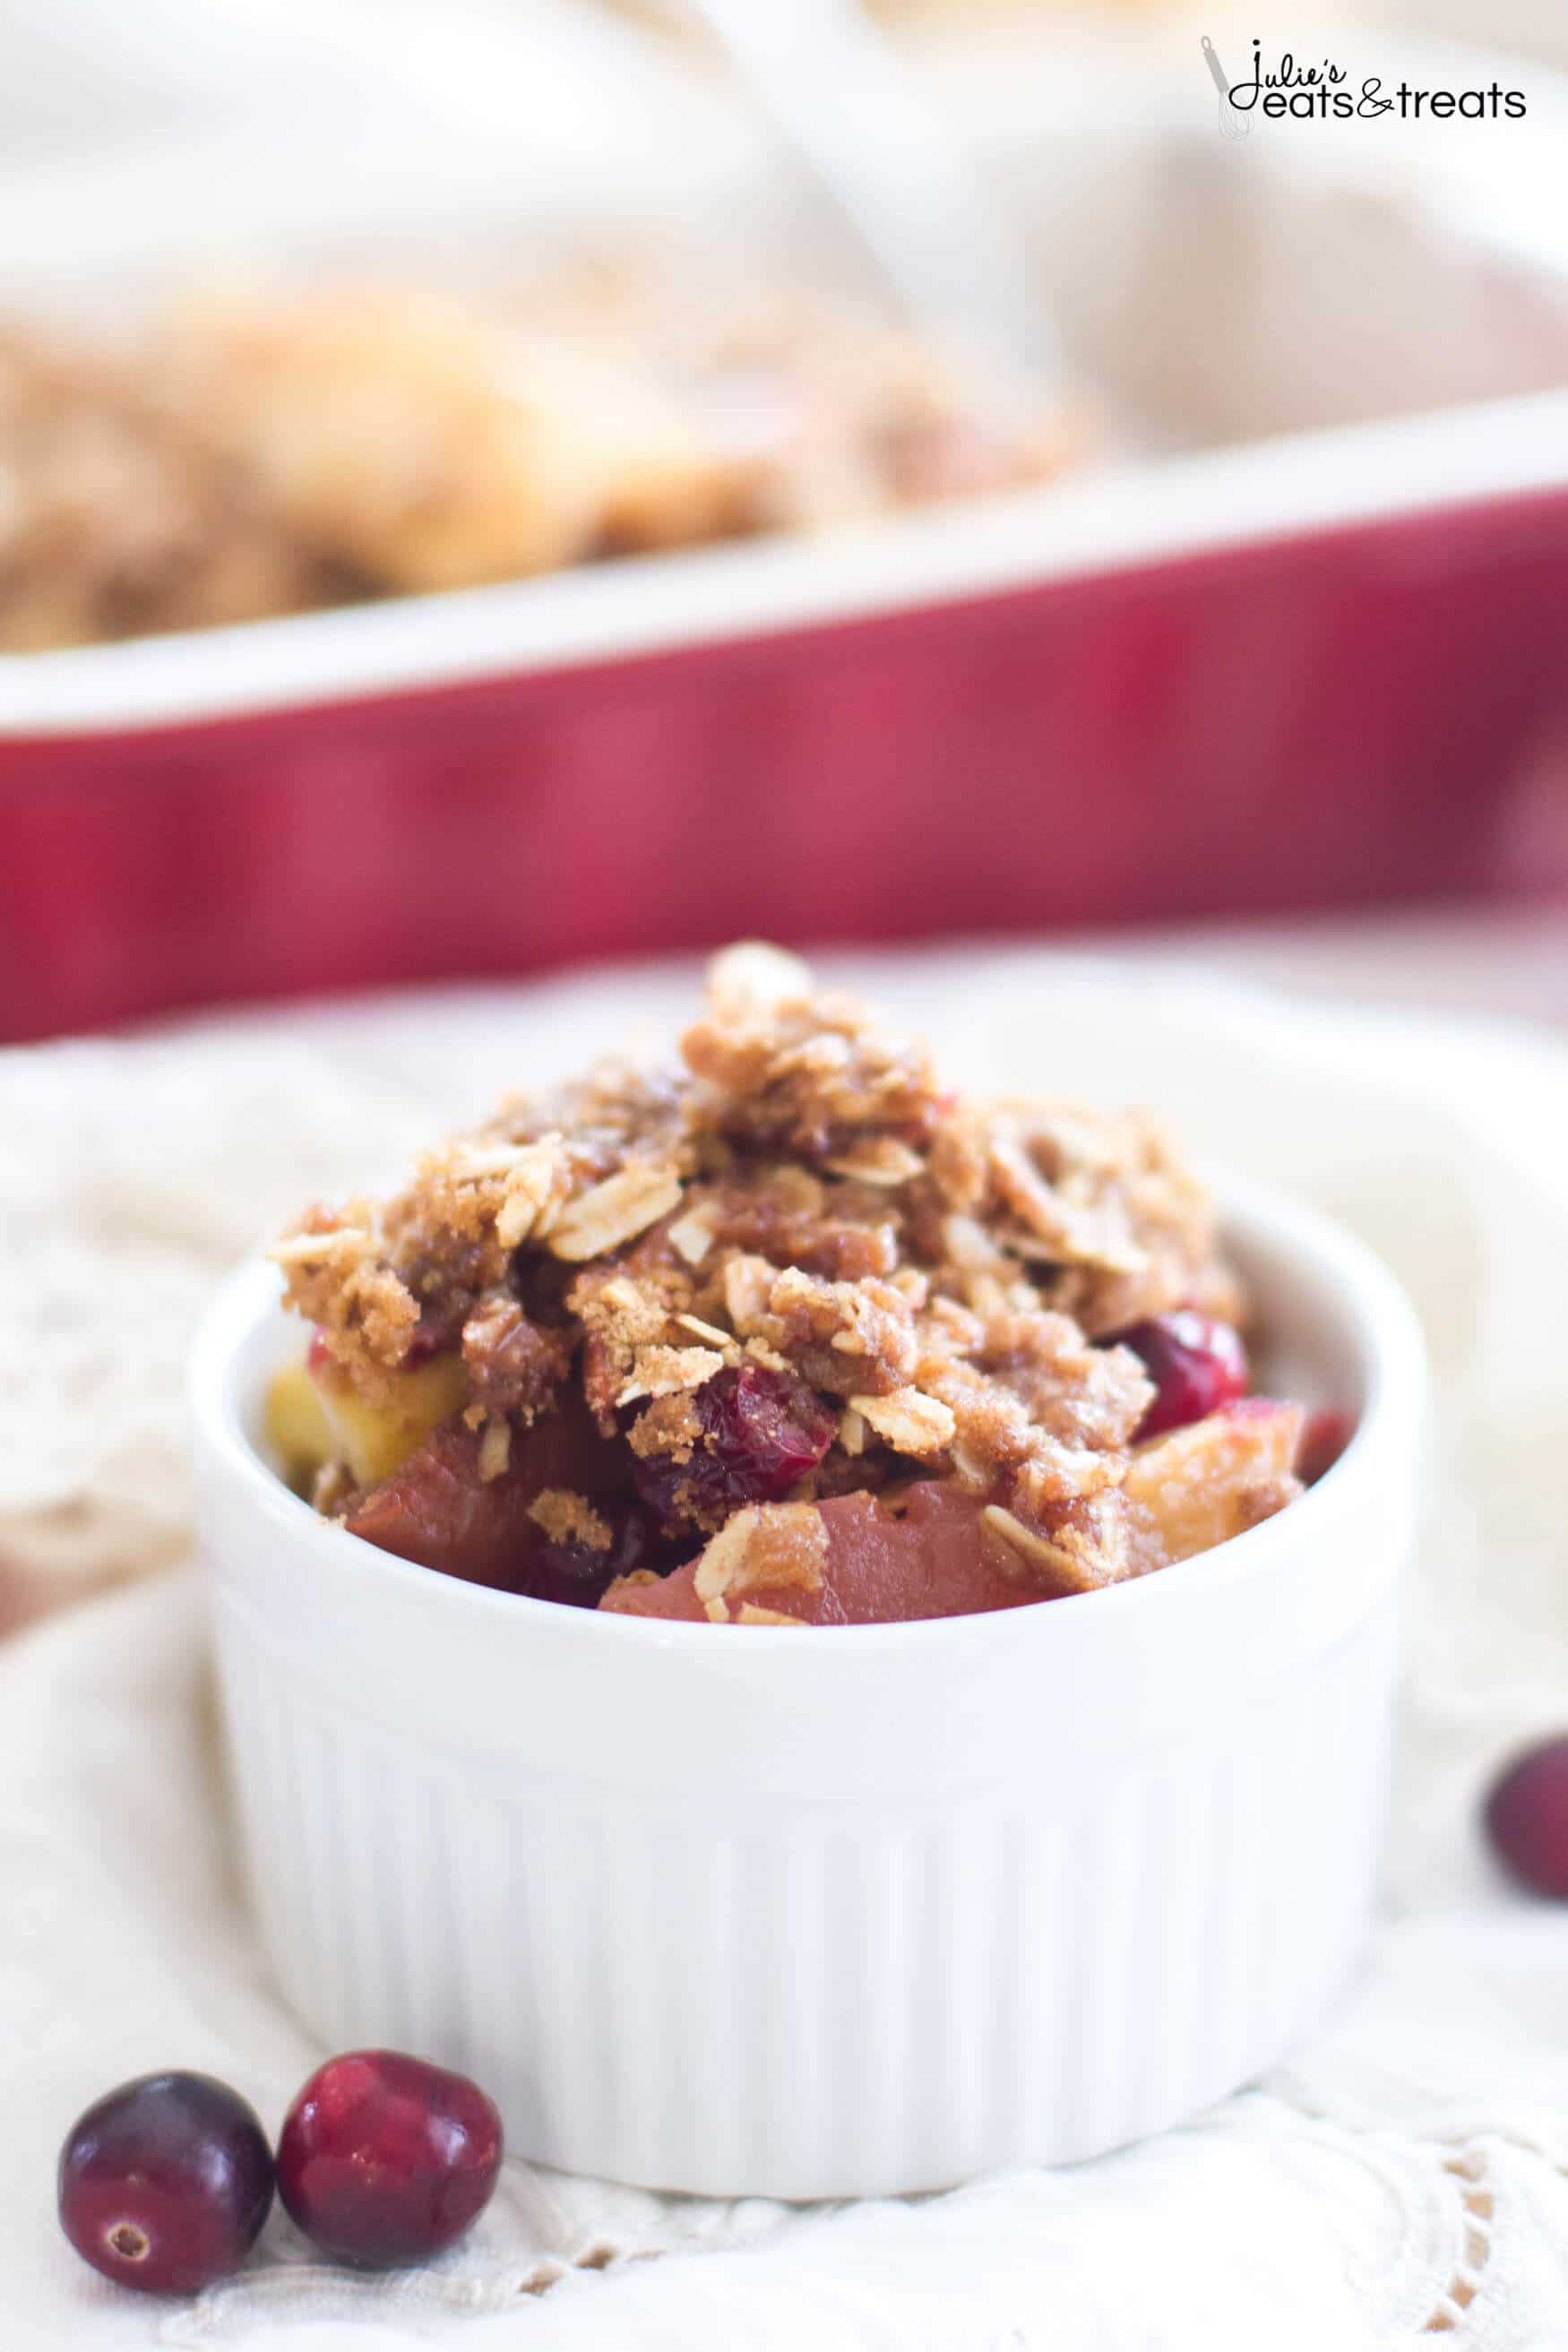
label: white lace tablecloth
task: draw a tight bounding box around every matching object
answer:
[4,926,1568,2351]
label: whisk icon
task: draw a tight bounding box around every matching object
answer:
[1201,36,1252,140]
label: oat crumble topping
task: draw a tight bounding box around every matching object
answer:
[269,945,1313,1620]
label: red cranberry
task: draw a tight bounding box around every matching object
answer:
[1485,1736,1568,1898]
[630,1362,837,1528]
[277,2051,502,2270]
[518,1502,663,1608]
[1298,1407,1357,1486]
[58,2072,273,2296]
[1114,1311,1249,1437]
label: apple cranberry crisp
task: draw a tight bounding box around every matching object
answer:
[265,946,1344,1623]
[0,285,1079,650]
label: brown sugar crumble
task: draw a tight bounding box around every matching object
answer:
[267,944,1320,1623]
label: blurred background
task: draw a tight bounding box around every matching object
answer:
[1,0,1566,1042]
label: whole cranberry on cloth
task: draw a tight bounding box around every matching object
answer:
[276,2050,502,2269]
[1485,1736,1568,1898]
[57,2071,273,2296]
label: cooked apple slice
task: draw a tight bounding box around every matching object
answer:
[314,1350,470,1489]
[601,1484,1045,1625]
[1123,1399,1304,1565]
[264,1341,470,1490]
[263,1362,337,1489]
[345,1390,625,1591]
[345,1423,533,1589]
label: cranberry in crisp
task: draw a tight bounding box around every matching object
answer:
[1114,1311,1249,1438]
[1297,1407,1356,1486]
[1484,1737,1568,1899]
[57,2071,273,2296]
[519,1502,663,1608]
[630,1362,837,1528]
[276,2050,502,2269]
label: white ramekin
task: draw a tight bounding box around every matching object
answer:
[191,1179,1424,2199]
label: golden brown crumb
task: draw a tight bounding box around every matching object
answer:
[626,1394,702,1464]
[273,1201,420,1405]
[528,1489,612,1551]
[735,1266,919,1399]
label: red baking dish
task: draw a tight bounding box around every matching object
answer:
[2,23,1567,1040]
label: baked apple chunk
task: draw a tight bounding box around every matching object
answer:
[265,1344,469,1492]
[1124,1400,1305,1565]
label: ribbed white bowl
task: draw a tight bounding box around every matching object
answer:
[192,1181,1423,2197]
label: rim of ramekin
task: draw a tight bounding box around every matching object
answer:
[190,1170,1425,1655]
